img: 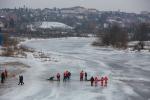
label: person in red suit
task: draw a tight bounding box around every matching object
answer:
[80,71,84,81]
[100,77,104,86]
[104,76,108,87]
[5,69,8,78]
[56,73,60,81]
[94,76,98,86]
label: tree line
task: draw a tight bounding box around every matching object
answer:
[94,23,150,49]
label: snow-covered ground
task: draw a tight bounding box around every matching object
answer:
[0,37,150,100]
[38,21,73,29]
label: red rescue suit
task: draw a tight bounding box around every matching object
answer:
[100,77,104,86]
[104,76,108,87]
[80,71,84,81]
[94,77,98,86]
[57,73,60,81]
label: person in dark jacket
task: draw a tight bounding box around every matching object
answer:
[68,71,71,80]
[1,72,5,83]
[90,76,94,86]
[18,75,21,85]
[48,76,55,81]
[18,75,24,85]
[85,72,87,81]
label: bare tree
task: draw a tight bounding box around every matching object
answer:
[101,25,128,48]
[133,23,150,41]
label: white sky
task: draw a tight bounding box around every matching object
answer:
[0,0,150,13]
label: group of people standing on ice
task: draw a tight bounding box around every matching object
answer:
[48,70,108,87]
[80,70,108,87]
[90,76,108,87]
[63,71,71,81]
[1,69,8,83]
[48,71,71,82]
[80,70,87,81]
[1,69,108,87]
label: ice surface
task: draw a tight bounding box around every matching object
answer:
[0,37,150,100]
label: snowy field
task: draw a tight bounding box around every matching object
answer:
[0,37,150,100]
[38,21,73,29]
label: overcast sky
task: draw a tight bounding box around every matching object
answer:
[0,0,150,13]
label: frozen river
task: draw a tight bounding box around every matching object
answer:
[1,37,150,100]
